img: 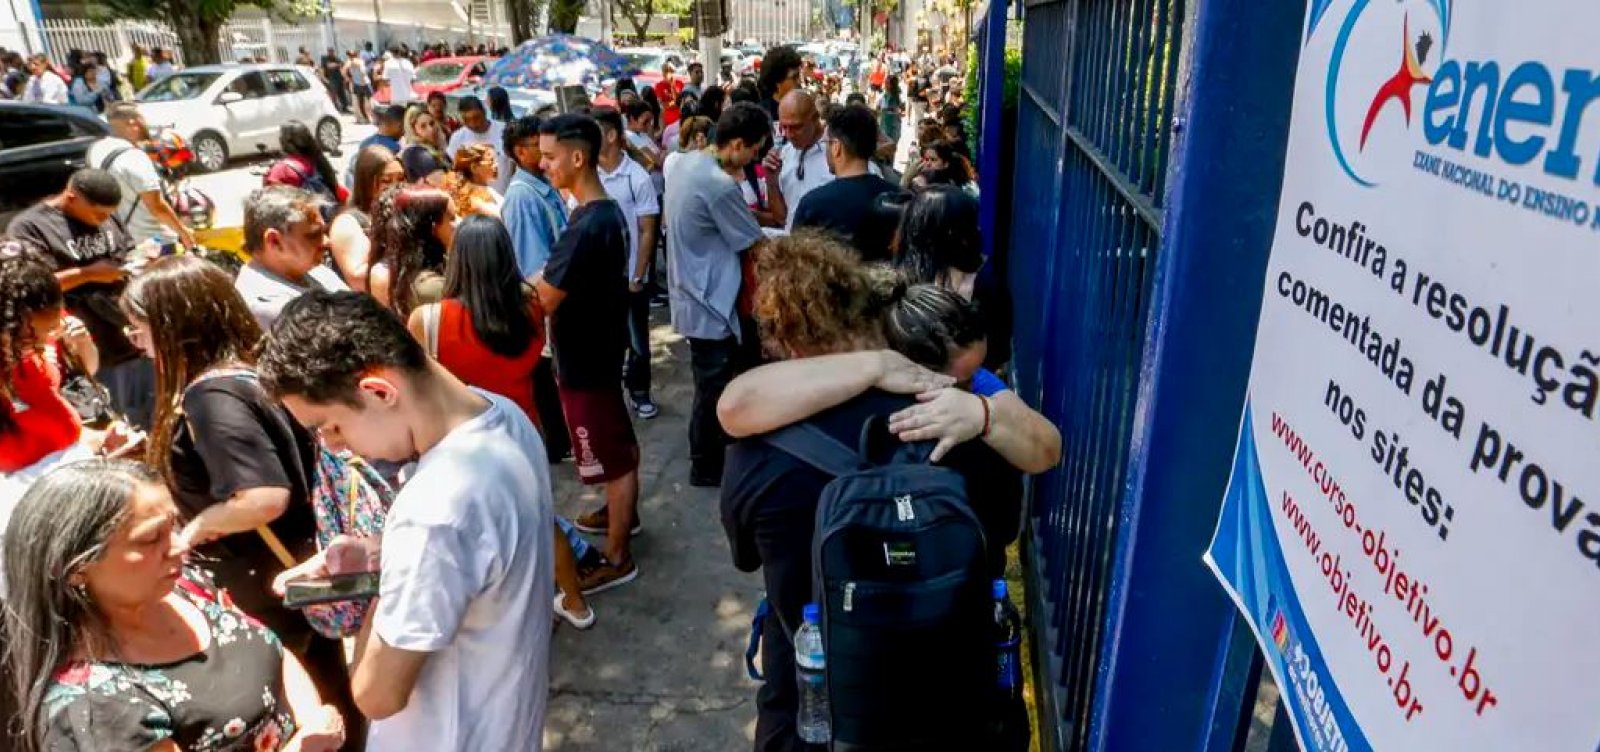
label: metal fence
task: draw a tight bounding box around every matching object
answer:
[24,17,510,70]
[1005,0,1186,744]
[985,0,1313,747]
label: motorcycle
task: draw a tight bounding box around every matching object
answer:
[143,128,217,231]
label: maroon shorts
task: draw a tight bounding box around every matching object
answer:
[557,386,640,484]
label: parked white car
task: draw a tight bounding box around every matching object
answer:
[134,64,343,172]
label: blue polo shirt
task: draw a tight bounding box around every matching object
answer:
[503,168,569,278]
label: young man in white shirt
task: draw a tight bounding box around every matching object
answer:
[87,103,196,249]
[445,95,512,193]
[593,107,661,420]
[259,290,554,752]
[22,53,68,104]
[383,49,416,105]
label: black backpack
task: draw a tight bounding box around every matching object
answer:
[763,419,994,750]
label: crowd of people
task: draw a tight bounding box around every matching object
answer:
[2,45,177,107]
[0,37,1052,752]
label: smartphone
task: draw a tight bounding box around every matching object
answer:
[282,571,381,608]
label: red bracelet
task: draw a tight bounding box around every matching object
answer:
[978,394,992,438]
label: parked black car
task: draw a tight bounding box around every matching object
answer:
[0,102,109,228]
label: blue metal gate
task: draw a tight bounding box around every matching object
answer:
[987,0,1313,747]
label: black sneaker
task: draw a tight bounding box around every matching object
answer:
[629,392,660,420]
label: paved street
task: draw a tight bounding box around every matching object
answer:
[187,114,375,230]
[542,317,762,751]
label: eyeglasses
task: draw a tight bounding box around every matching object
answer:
[796,136,831,182]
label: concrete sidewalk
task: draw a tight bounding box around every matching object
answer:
[543,316,762,751]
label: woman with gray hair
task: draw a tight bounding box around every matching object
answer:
[0,459,344,751]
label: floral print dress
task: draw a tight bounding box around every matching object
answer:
[41,574,298,751]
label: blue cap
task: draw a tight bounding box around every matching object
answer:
[803,603,820,623]
[993,579,1008,599]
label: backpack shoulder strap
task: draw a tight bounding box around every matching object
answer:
[421,302,441,359]
[98,146,133,172]
[761,423,867,477]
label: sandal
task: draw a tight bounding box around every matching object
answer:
[553,591,596,630]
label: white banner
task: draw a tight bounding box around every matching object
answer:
[1204,1,1600,750]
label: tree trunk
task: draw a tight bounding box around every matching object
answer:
[615,0,655,44]
[549,0,583,33]
[508,0,533,43]
[172,12,224,66]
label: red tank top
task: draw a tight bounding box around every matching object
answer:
[434,298,545,430]
[0,347,82,473]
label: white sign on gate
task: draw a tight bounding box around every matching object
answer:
[1204,0,1600,749]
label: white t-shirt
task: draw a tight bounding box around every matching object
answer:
[369,391,553,752]
[86,137,165,243]
[385,57,416,104]
[598,155,660,280]
[25,71,68,104]
[446,121,512,194]
[147,62,175,82]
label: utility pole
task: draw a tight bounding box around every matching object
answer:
[696,0,722,82]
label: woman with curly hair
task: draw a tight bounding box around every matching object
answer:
[749,229,905,359]
[717,230,1017,750]
[445,142,504,217]
[367,184,456,316]
[0,244,111,479]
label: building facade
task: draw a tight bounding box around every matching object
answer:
[727,0,818,46]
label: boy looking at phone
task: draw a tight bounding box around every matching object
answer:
[258,291,554,751]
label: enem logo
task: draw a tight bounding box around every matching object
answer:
[1317,0,1451,187]
[1317,0,1600,189]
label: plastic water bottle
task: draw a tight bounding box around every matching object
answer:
[993,580,1022,699]
[795,603,831,743]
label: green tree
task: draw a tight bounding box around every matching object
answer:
[548,0,585,33]
[612,0,657,43]
[98,0,318,66]
[506,0,549,43]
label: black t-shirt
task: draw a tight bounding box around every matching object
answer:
[322,55,345,83]
[791,174,904,263]
[5,203,140,366]
[720,390,1021,638]
[545,199,629,389]
[170,373,319,635]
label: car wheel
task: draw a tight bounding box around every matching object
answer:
[316,117,342,153]
[191,132,229,173]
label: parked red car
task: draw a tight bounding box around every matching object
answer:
[376,55,497,104]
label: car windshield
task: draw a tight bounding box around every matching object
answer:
[417,62,467,84]
[622,52,664,71]
[137,72,223,102]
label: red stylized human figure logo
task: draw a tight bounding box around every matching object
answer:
[1359,14,1434,150]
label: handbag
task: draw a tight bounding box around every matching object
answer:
[54,345,118,429]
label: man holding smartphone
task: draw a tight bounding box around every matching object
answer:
[258,291,554,751]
